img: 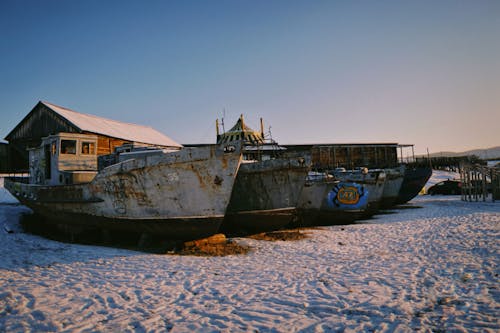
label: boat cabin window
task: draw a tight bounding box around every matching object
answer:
[61,140,77,154]
[81,142,95,155]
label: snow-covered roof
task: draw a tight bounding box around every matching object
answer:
[42,101,182,148]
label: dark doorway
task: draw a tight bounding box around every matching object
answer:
[44,144,51,180]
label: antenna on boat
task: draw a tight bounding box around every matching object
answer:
[221,108,226,133]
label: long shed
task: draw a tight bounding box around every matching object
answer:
[5,101,182,171]
[282,143,401,170]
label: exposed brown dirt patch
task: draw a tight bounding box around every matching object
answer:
[247,229,310,241]
[173,234,251,256]
[176,240,251,256]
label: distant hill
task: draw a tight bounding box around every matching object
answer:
[424,146,500,160]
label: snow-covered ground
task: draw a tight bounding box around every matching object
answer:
[1,173,499,332]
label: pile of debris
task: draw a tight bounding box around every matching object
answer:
[177,234,251,256]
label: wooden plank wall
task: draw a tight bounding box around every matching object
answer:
[311,146,398,170]
[95,135,129,156]
[7,103,77,144]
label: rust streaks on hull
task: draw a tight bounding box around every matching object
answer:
[4,144,243,241]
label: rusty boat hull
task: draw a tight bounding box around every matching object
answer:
[220,157,309,235]
[5,145,242,241]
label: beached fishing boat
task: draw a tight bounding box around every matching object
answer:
[216,115,309,234]
[330,168,386,215]
[4,132,243,241]
[294,172,369,226]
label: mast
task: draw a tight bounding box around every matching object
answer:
[216,118,220,142]
[240,114,245,140]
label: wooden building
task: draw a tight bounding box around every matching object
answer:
[186,141,413,170]
[4,101,182,171]
[283,143,405,170]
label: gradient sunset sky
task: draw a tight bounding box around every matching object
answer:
[1,0,499,155]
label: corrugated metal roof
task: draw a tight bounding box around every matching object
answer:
[42,101,182,148]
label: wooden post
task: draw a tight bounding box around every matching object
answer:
[467,168,472,201]
[333,147,337,168]
[461,164,498,203]
[482,169,487,202]
[467,169,472,202]
[463,167,466,201]
[460,165,464,201]
[474,171,478,202]
[473,170,476,200]
[492,169,496,202]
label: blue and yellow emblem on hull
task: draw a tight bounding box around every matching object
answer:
[326,182,368,211]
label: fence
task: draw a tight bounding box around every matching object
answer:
[460,163,500,202]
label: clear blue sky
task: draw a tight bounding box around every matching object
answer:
[1,0,499,155]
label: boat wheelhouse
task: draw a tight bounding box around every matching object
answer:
[216,115,309,235]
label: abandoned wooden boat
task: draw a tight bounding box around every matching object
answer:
[4,132,243,241]
[216,115,309,235]
[330,168,386,215]
[294,172,369,226]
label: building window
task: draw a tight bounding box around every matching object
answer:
[61,140,76,154]
[81,142,95,155]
